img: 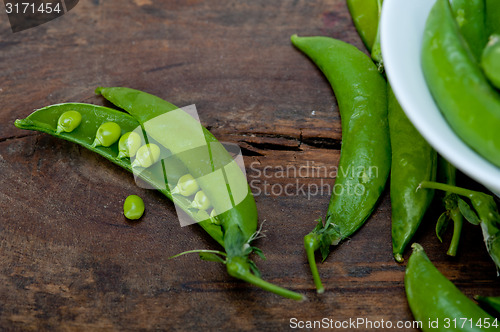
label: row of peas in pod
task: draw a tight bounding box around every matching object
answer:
[56,109,220,224]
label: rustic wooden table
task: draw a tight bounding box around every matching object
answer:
[0,0,498,331]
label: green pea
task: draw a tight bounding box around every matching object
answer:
[123,194,145,220]
[92,121,121,148]
[481,34,500,89]
[131,143,161,168]
[171,174,199,196]
[56,110,82,134]
[190,190,211,211]
[117,131,142,159]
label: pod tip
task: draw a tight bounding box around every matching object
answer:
[411,243,424,252]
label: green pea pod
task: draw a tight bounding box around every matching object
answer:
[422,0,500,168]
[450,0,487,62]
[15,97,302,300]
[14,103,224,244]
[406,244,495,332]
[486,0,500,36]
[291,35,391,293]
[475,296,500,316]
[95,87,303,300]
[389,86,437,262]
[346,0,380,52]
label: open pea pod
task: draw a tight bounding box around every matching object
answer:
[14,103,224,245]
[15,92,303,300]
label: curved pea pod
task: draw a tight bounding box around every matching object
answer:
[405,244,495,332]
[422,0,500,167]
[14,103,224,246]
[291,35,391,292]
[389,86,437,262]
[346,0,380,52]
[95,87,303,300]
[450,0,487,62]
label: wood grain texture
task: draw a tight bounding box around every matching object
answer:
[0,0,498,331]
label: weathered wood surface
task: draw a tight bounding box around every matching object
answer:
[0,0,498,331]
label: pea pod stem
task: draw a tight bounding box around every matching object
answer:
[447,207,463,256]
[405,243,494,331]
[227,257,304,301]
[436,157,463,256]
[420,180,500,270]
[304,233,324,294]
[420,181,476,197]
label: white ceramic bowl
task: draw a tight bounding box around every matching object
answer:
[380,0,500,195]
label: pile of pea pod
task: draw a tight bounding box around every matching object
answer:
[291,0,500,329]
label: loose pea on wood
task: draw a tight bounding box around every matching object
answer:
[123,194,145,220]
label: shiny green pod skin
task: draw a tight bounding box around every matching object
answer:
[422,0,500,167]
[346,0,380,52]
[486,0,500,35]
[291,35,391,292]
[389,86,437,262]
[405,244,495,332]
[450,0,487,62]
[95,87,303,300]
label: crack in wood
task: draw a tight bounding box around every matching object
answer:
[0,133,37,144]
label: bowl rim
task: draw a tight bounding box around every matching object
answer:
[380,0,500,194]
